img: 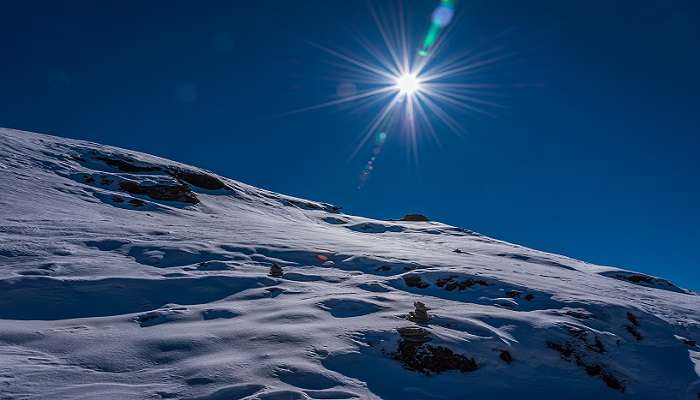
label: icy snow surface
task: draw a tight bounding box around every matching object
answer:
[0,128,698,400]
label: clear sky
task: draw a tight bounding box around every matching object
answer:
[1,1,698,290]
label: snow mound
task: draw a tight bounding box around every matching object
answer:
[0,127,699,400]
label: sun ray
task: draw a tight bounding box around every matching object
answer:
[281,87,396,116]
[307,41,396,81]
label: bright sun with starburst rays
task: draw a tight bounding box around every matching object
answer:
[395,73,422,95]
[284,0,508,168]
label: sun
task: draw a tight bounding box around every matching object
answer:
[283,1,506,160]
[395,73,421,95]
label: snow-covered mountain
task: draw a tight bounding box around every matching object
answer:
[0,127,698,400]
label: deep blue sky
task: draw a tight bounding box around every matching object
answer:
[2,1,698,290]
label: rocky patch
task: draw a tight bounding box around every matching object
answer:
[547,340,623,392]
[119,180,199,204]
[393,339,478,375]
[400,214,430,222]
[96,156,161,173]
[546,327,625,392]
[173,169,228,190]
[625,312,643,341]
[403,274,429,289]
[129,198,146,207]
[599,271,690,294]
[436,276,489,291]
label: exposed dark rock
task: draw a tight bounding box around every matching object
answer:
[601,373,625,392]
[393,340,478,375]
[174,170,227,190]
[435,276,489,291]
[112,196,124,203]
[119,181,199,204]
[400,214,430,222]
[129,199,145,207]
[499,350,513,364]
[588,337,606,354]
[397,326,432,343]
[453,249,465,254]
[625,275,653,284]
[566,327,605,354]
[84,176,95,184]
[524,293,535,301]
[547,339,623,392]
[269,263,284,278]
[626,324,642,341]
[408,301,430,323]
[403,275,429,289]
[599,271,689,294]
[97,157,161,173]
[506,290,521,298]
[546,341,574,358]
[625,312,642,340]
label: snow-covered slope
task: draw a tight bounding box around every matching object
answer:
[0,127,698,400]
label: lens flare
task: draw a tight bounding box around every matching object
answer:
[420,0,456,57]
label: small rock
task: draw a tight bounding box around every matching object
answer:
[269,263,284,278]
[409,301,431,323]
[401,214,430,222]
[404,275,429,289]
[397,326,432,343]
[499,350,513,364]
[506,290,521,299]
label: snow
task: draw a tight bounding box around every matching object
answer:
[0,127,699,400]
